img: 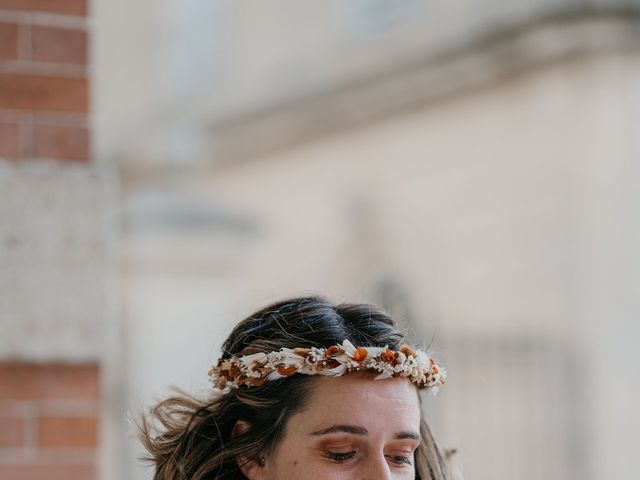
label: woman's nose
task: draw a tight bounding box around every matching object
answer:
[358,453,393,480]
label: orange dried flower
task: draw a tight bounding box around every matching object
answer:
[325,345,341,358]
[352,347,368,362]
[380,348,395,362]
[277,365,297,376]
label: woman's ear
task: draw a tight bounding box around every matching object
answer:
[231,421,266,480]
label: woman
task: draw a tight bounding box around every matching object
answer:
[138,295,461,479]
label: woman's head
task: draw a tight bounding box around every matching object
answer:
[139,295,451,479]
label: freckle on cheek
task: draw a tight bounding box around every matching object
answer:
[293,460,298,466]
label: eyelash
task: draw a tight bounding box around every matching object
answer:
[389,455,413,466]
[325,451,413,466]
[325,451,357,462]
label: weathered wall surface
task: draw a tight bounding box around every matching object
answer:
[0,2,118,479]
[0,162,115,361]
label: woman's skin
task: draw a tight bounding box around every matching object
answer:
[236,375,422,480]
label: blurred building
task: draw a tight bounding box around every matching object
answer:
[2,1,640,480]
[1,1,109,480]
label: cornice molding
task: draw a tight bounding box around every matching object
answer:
[204,9,640,166]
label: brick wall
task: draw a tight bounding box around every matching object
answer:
[0,1,98,479]
[0,365,99,479]
[0,0,89,162]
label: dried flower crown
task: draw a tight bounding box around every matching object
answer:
[208,339,446,396]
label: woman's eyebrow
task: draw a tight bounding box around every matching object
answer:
[309,425,421,441]
[394,431,421,441]
[310,424,368,436]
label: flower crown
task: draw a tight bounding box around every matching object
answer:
[208,339,446,396]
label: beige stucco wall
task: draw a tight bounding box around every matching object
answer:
[119,51,640,480]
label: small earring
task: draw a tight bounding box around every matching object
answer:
[259,457,266,467]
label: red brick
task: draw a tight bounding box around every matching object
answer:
[0,74,87,113]
[0,415,24,448]
[0,464,95,480]
[0,0,86,16]
[34,123,88,161]
[39,415,97,448]
[31,26,87,65]
[0,364,99,401]
[0,119,20,157]
[0,22,18,61]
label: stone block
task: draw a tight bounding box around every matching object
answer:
[0,161,116,361]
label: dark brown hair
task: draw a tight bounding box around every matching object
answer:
[138,295,453,479]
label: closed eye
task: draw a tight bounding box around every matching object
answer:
[325,450,357,462]
[386,454,413,466]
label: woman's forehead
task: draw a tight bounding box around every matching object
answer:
[298,375,421,431]
[309,373,420,398]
